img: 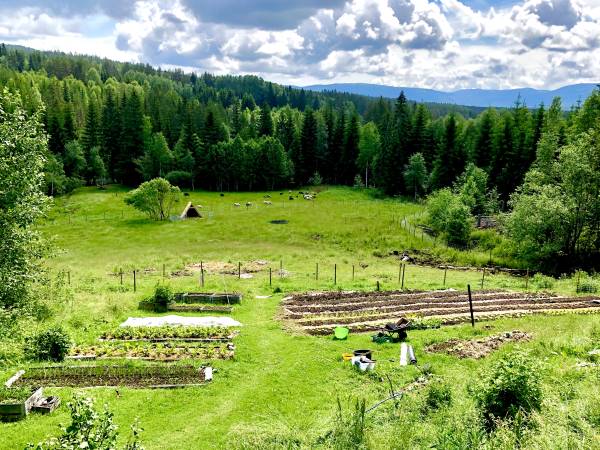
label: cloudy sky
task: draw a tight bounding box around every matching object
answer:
[1,0,599,90]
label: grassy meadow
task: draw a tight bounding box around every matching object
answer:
[1,185,599,449]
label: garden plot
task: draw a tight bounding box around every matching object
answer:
[281,289,600,335]
[69,326,237,361]
[11,365,211,388]
[425,331,531,359]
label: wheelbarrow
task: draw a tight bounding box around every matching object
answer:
[382,318,410,342]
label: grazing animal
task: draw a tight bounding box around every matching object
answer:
[299,191,304,195]
[263,200,272,205]
[264,194,271,199]
[289,196,294,200]
[246,202,252,208]
[280,192,283,195]
[304,195,313,200]
[220,193,225,197]
[233,203,241,207]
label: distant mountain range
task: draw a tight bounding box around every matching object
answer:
[303,83,599,109]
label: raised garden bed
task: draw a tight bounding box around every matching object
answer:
[0,386,43,422]
[100,325,236,341]
[69,341,234,361]
[175,292,242,304]
[281,289,600,334]
[31,396,60,414]
[167,304,233,313]
[12,365,211,388]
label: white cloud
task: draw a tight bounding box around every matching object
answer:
[1,0,600,89]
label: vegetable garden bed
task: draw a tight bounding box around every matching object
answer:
[0,387,43,422]
[11,365,211,388]
[69,341,234,361]
[175,292,242,304]
[100,326,236,341]
[282,290,600,334]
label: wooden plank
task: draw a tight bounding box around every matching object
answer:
[4,370,24,388]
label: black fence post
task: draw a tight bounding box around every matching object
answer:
[238,262,241,279]
[334,264,337,285]
[467,284,475,327]
[67,270,71,285]
[352,265,355,282]
[401,264,406,289]
[316,263,319,281]
[133,270,137,292]
[120,269,123,286]
[269,268,272,286]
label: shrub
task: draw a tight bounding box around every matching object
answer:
[27,395,143,449]
[165,170,192,188]
[531,273,554,289]
[577,275,598,293]
[308,171,323,186]
[124,178,181,221]
[446,203,472,248]
[152,284,173,310]
[470,350,542,429]
[25,326,71,362]
[423,382,452,412]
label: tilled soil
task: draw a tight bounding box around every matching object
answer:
[425,330,531,358]
[15,365,209,388]
[281,289,600,334]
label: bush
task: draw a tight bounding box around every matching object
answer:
[152,284,173,311]
[165,170,192,188]
[423,382,452,412]
[576,273,598,293]
[25,326,71,362]
[27,395,143,450]
[531,273,554,289]
[446,203,472,248]
[470,350,542,429]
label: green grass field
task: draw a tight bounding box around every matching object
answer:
[1,186,599,449]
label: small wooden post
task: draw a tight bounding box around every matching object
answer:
[576,270,581,292]
[443,268,447,287]
[162,264,166,278]
[316,263,319,281]
[238,262,241,279]
[201,261,205,287]
[67,270,71,285]
[280,260,283,278]
[334,264,337,285]
[120,269,123,285]
[481,268,486,289]
[525,268,529,290]
[352,265,355,281]
[401,264,406,289]
[269,268,272,286]
[376,280,380,291]
[467,284,475,327]
[133,270,137,292]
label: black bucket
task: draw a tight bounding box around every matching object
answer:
[353,349,372,360]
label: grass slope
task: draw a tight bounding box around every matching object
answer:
[0,186,598,449]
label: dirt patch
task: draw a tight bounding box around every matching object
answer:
[186,260,269,275]
[425,330,531,359]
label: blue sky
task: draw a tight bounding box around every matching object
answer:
[0,0,599,90]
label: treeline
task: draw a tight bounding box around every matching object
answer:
[0,43,578,203]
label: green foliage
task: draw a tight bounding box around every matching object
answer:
[0,88,50,309]
[165,170,192,188]
[427,189,472,247]
[471,350,542,429]
[403,152,428,199]
[0,386,33,404]
[124,178,181,221]
[28,395,143,450]
[323,398,369,450]
[152,284,174,309]
[25,326,71,362]
[531,273,555,289]
[423,382,453,412]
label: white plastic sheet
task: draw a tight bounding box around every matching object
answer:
[120,315,242,328]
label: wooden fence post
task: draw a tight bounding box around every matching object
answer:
[443,268,447,288]
[238,262,241,279]
[334,264,337,285]
[401,264,406,289]
[352,265,355,281]
[467,284,475,327]
[67,270,71,285]
[376,280,380,291]
[269,268,272,286]
[163,264,166,278]
[200,261,205,287]
[120,269,123,285]
[280,260,283,278]
[525,268,529,290]
[133,270,137,292]
[316,263,319,281]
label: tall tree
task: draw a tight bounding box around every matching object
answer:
[101,86,121,178]
[340,114,360,185]
[116,88,145,186]
[296,108,318,184]
[430,115,464,189]
[258,103,274,137]
[473,109,495,170]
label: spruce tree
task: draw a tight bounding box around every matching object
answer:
[473,109,494,170]
[258,103,274,137]
[102,87,121,178]
[340,114,360,185]
[297,108,318,184]
[117,89,145,186]
[81,98,102,151]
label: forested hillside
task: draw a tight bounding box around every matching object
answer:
[0,43,555,200]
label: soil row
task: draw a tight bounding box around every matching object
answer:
[285,297,599,320]
[293,301,597,327]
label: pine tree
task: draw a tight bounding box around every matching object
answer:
[374,113,401,194]
[258,103,274,137]
[81,98,102,151]
[296,108,318,184]
[394,91,413,174]
[340,114,360,185]
[430,115,465,189]
[116,89,145,186]
[102,87,121,178]
[473,109,495,170]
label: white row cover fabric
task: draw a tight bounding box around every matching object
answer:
[120,315,242,328]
